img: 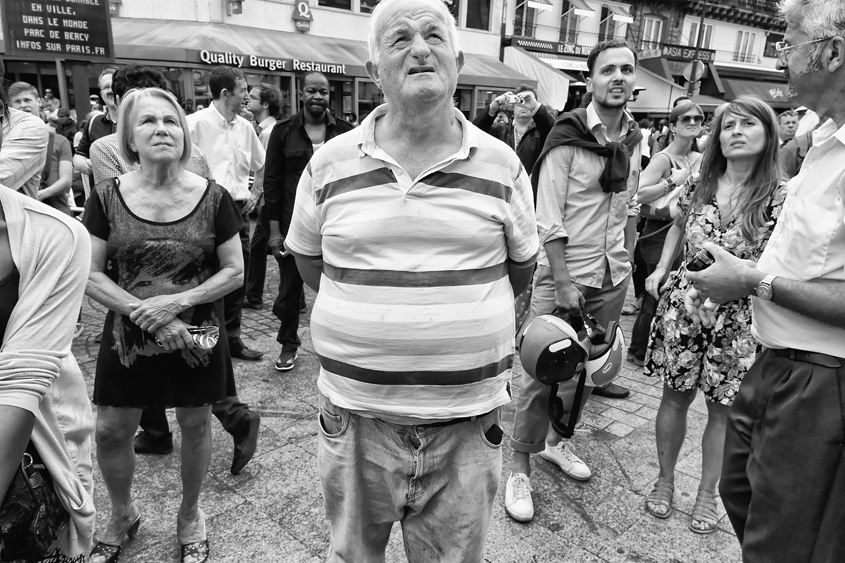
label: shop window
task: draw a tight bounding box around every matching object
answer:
[764,33,783,59]
[358,81,384,123]
[688,21,713,49]
[476,89,508,118]
[598,7,617,42]
[640,17,663,50]
[360,0,380,13]
[444,0,459,22]
[466,0,491,30]
[514,3,535,37]
[559,1,577,43]
[734,30,757,63]
[319,0,351,10]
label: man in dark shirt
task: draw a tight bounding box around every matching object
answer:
[262,71,353,372]
[473,84,555,179]
[72,68,118,181]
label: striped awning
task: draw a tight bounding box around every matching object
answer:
[566,0,596,17]
[606,4,634,23]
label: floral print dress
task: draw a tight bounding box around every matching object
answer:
[644,177,786,405]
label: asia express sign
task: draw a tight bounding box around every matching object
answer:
[199,49,347,75]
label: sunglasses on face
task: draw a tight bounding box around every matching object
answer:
[678,115,704,125]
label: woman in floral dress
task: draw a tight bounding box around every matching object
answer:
[642,96,786,534]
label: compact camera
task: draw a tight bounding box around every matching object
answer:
[686,249,715,272]
[504,92,526,105]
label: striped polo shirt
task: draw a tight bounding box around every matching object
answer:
[286,104,539,421]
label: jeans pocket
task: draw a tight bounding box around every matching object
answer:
[318,404,348,438]
[477,408,504,449]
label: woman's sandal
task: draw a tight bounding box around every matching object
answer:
[90,504,142,563]
[179,508,210,563]
[645,477,674,519]
[689,489,719,534]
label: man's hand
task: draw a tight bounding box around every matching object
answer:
[268,236,287,260]
[130,294,187,332]
[645,266,672,300]
[685,243,763,304]
[515,91,540,114]
[554,281,586,318]
[241,195,259,216]
[488,93,511,117]
[77,158,92,175]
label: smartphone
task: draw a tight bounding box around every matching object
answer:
[686,249,715,272]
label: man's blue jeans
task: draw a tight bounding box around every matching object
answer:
[317,393,503,563]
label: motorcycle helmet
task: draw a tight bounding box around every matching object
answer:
[519,315,589,385]
[583,321,625,387]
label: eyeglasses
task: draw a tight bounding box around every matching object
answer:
[678,115,704,125]
[775,38,830,61]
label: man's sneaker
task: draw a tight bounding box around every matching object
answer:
[274,351,298,372]
[540,441,592,481]
[505,472,534,522]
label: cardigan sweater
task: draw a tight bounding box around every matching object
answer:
[0,186,95,558]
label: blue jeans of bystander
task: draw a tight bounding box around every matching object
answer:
[317,392,503,563]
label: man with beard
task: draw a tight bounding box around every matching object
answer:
[284,0,538,554]
[504,39,642,523]
[187,65,266,366]
[686,1,845,560]
[262,72,353,372]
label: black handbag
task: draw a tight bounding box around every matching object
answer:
[0,449,70,562]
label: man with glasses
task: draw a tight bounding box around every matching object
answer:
[73,68,118,185]
[687,1,845,560]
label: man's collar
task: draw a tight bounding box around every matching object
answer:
[258,116,276,131]
[586,101,635,141]
[211,101,237,124]
[358,104,476,159]
[293,110,336,130]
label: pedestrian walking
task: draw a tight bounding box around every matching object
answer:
[82,88,244,563]
[187,65,266,363]
[243,83,283,311]
[686,1,845,559]
[628,101,704,366]
[285,0,538,557]
[262,72,353,372]
[505,39,641,524]
[642,96,785,534]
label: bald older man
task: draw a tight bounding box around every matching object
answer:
[284,0,539,559]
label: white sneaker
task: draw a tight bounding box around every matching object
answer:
[539,441,592,481]
[504,472,534,522]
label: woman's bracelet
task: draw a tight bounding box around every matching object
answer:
[663,178,675,195]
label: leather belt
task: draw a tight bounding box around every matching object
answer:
[773,348,843,369]
[416,409,493,429]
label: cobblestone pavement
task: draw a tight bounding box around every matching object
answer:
[71,259,743,562]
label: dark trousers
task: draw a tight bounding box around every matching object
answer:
[629,221,669,359]
[225,209,251,348]
[139,396,252,440]
[245,214,268,304]
[273,253,303,353]
[720,348,845,562]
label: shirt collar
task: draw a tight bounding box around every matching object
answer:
[586,102,635,144]
[257,116,276,131]
[211,102,237,125]
[292,110,337,130]
[816,117,845,146]
[358,103,477,160]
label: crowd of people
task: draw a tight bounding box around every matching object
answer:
[1,0,844,561]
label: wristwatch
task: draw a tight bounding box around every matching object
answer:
[755,274,777,300]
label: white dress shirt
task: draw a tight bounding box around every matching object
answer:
[187,104,265,201]
[753,118,845,357]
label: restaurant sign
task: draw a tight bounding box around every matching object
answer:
[199,50,347,75]
[511,37,590,57]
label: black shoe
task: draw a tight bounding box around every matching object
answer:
[231,413,260,475]
[274,351,298,372]
[592,382,631,399]
[243,299,263,310]
[230,342,264,361]
[134,431,174,455]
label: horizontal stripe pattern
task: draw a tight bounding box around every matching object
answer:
[323,262,508,287]
[285,105,539,418]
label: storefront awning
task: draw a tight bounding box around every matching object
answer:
[503,46,570,109]
[627,67,688,114]
[109,18,533,89]
[565,0,596,17]
[606,4,634,23]
[722,78,791,109]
